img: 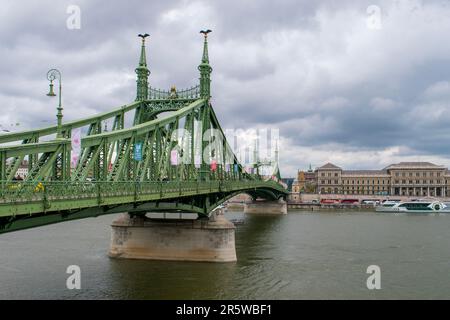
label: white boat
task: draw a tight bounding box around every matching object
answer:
[376,201,450,213]
[375,200,400,211]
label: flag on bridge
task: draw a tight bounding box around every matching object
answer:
[171,150,178,165]
[194,154,201,168]
[210,160,217,171]
[71,128,81,168]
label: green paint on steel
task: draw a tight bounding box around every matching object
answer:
[0,32,288,234]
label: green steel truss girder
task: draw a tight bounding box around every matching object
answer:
[0,180,287,234]
[0,98,195,145]
[0,180,286,218]
[0,34,288,235]
[134,99,199,125]
[148,85,200,100]
[0,101,141,144]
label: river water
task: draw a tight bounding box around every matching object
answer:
[1,210,450,300]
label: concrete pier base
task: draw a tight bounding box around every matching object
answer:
[244,199,288,215]
[109,210,237,262]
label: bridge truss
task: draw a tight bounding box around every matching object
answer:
[0,32,287,234]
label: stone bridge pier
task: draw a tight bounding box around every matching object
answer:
[244,198,288,215]
[109,209,237,262]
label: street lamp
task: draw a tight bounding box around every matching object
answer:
[46,69,63,139]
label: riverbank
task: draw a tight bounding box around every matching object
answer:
[227,202,376,212]
[287,203,375,211]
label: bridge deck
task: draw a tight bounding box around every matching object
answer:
[0,180,286,218]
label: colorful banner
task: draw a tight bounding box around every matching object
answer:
[171,149,178,165]
[134,142,143,161]
[71,128,81,168]
[194,154,202,168]
[210,160,217,172]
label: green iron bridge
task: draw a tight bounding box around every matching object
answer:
[0,32,288,234]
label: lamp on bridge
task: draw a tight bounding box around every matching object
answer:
[46,80,56,97]
[46,69,63,139]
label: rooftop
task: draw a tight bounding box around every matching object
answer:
[384,162,446,170]
[318,163,342,170]
[342,170,389,176]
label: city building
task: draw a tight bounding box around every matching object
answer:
[5,159,29,180]
[315,162,450,197]
[292,164,317,194]
[16,161,29,180]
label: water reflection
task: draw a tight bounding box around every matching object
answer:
[1,210,450,299]
[106,211,286,300]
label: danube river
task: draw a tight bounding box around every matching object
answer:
[1,210,450,299]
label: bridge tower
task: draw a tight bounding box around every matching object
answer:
[135,33,150,101]
[198,30,212,99]
[109,31,237,262]
[244,142,288,215]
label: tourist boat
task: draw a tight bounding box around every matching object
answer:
[375,200,400,211]
[375,201,450,213]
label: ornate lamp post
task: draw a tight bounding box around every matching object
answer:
[46,69,63,139]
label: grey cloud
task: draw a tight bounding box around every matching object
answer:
[1,0,450,176]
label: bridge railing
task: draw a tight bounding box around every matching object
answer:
[0,179,286,206]
[148,85,200,100]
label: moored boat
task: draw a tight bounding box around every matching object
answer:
[376,201,450,213]
[375,200,400,211]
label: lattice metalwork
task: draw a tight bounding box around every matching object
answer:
[0,33,287,234]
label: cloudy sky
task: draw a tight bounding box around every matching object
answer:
[1,0,450,177]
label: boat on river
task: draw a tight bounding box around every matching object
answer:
[375,201,450,213]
